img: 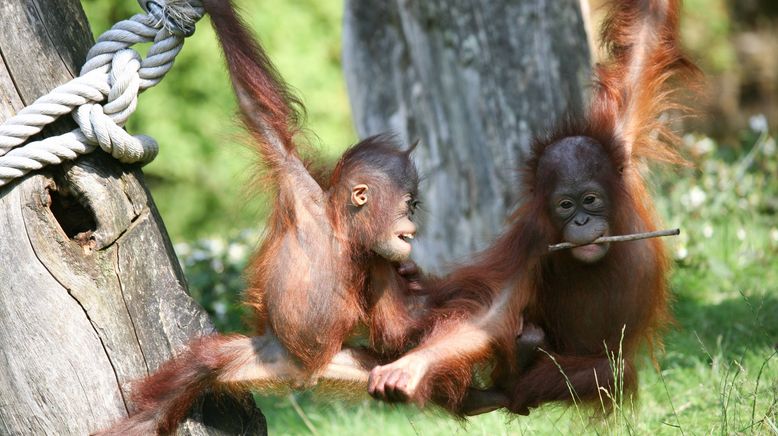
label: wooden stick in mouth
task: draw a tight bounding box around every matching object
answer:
[548,229,680,252]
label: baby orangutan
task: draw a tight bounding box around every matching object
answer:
[368,0,698,417]
[96,1,427,434]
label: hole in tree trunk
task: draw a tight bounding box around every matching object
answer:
[48,187,97,245]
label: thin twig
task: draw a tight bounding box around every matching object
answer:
[548,228,680,252]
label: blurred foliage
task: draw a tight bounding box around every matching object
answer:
[656,116,778,273]
[173,230,258,332]
[681,0,778,140]
[652,118,778,353]
[682,0,735,72]
[81,0,356,240]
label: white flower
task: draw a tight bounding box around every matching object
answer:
[227,242,247,263]
[213,301,227,316]
[703,224,714,238]
[688,186,707,209]
[191,249,209,262]
[675,246,688,260]
[749,114,768,133]
[737,228,746,241]
[693,137,715,155]
[770,228,778,242]
[202,238,226,256]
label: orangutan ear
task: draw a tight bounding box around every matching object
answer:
[351,184,369,206]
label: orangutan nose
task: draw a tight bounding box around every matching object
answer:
[574,215,589,226]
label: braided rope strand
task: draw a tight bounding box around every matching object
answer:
[0,68,110,155]
[0,1,204,187]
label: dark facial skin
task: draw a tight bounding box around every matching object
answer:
[551,179,610,262]
[537,136,615,263]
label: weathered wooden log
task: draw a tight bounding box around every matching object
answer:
[343,0,591,271]
[0,1,265,434]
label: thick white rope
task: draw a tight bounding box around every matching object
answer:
[0,0,204,187]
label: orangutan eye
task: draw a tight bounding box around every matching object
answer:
[559,199,574,210]
[407,198,419,215]
[583,194,597,205]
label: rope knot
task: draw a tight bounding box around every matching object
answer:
[73,49,157,164]
[75,104,158,164]
[140,0,204,36]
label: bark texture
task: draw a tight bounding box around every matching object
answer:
[0,1,265,434]
[343,0,591,271]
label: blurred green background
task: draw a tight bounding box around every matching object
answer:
[80,1,778,434]
[83,0,357,241]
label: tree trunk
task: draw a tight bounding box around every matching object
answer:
[343,0,591,271]
[0,1,265,434]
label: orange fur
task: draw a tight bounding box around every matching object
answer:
[369,0,697,415]
[96,1,426,434]
[591,0,701,163]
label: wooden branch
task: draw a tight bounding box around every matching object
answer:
[548,229,680,252]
